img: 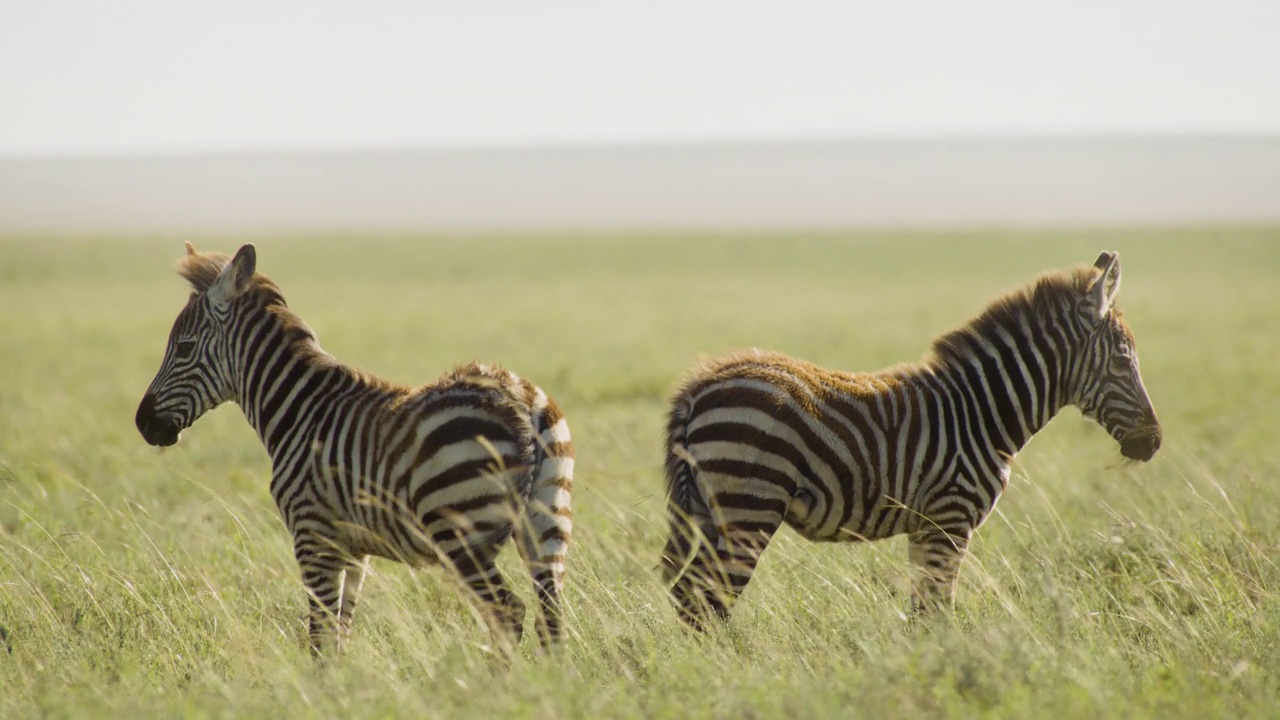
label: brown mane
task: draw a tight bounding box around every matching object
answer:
[174,245,387,383]
[927,264,1105,366]
[176,249,233,293]
[176,246,287,308]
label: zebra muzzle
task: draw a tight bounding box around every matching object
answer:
[1119,425,1162,462]
[136,393,182,447]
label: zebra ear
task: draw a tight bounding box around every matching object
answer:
[207,244,257,307]
[1085,251,1121,320]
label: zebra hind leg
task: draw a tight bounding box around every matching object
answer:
[513,502,566,646]
[668,540,730,630]
[670,519,782,631]
[661,501,726,629]
[516,425,574,646]
[448,545,526,648]
[515,523,568,647]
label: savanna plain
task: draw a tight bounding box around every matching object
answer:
[1,230,1278,718]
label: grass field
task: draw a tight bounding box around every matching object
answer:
[2,229,1278,718]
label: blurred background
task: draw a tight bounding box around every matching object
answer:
[4,7,1280,715]
[2,0,1278,235]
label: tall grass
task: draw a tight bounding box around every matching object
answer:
[2,230,1278,717]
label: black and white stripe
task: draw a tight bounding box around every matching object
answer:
[136,243,574,653]
[660,252,1160,627]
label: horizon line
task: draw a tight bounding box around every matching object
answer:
[3,130,1279,162]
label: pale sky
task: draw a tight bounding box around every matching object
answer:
[2,1,1278,156]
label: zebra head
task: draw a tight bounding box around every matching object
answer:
[1071,251,1161,462]
[136,243,257,447]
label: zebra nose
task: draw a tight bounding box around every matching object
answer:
[136,393,157,435]
[136,393,181,447]
[1119,425,1161,462]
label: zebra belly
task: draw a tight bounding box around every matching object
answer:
[338,518,440,565]
[324,485,517,567]
[304,472,441,565]
[300,464,505,567]
[783,471,911,543]
[786,502,912,544]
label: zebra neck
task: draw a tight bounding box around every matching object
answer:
[932,322,1068,460]
[230,311,347,459]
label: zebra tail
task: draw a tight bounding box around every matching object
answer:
[660,394,708,583]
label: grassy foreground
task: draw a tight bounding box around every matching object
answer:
[1,229,1278,718]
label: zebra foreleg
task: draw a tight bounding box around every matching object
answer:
[295,537,354,657]
[336,555,369,645]
[907,528,972,613]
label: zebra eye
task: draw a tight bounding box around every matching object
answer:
[174,339,197,360]
[1109,354,1130,373]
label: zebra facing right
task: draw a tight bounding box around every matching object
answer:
[661,251,1161,627]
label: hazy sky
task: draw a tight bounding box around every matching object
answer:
[2,1,1278,156]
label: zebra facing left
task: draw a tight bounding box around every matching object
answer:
[135,243,574,655]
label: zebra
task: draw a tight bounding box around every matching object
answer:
[135,243,574,654]
[660,251,1161,628]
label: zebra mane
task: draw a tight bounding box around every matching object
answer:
[176,247,283,306]
[928,264,1103,364]
[176,249,233,293]
[176,247,322,352]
